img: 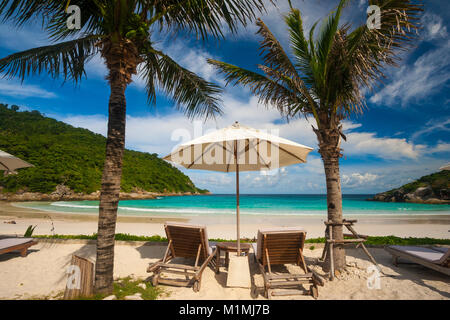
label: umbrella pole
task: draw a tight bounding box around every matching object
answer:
[235,141,241,256]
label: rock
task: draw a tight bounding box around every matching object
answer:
[392,189,405,202]
[124,295,143,300]
[1,189,210,201]
[129,274,138,280]
[404,193,416,202]
[414,186,434,199]
[137,283,146,290]
[371,187,447,204]
[439,188,450,200]
[369,171,450,204]
[103,295,116,300]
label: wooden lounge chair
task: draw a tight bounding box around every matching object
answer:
[385,245,450,276]
[0,238,37,257]
[146,222,217,292]
[252,227,323,299]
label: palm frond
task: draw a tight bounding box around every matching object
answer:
[208,59,309,116]
[1,1,271,42]
[255,18,297,78]
[315,0,346,80]
[140,50,161,106]
[149,0,269,40]
[0,36,99,83]
[0,0,105,40]
[256,17,318,112]
[347,0,423,89]
[45,0,107,41]
[0,0,63,26]
[149,50,222,120]
[284,9,316,90]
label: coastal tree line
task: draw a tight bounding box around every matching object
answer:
[0,103,204,194]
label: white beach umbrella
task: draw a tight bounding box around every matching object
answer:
[439,163,450,171]
[0,149,34,175]
[163,121,313,254]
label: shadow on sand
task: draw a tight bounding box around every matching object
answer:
[344,247,450,298]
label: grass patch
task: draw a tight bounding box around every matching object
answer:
[74,277,161,300]
[304,235,450,246]
[34,233,168,242]
[34,234,450,245]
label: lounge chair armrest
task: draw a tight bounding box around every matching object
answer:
[147,260,163,273]
[195,247,218,279]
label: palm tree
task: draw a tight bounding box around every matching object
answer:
[208,0,422,272]
[0,0,269,293]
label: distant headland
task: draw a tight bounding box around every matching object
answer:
[368,171,449,204]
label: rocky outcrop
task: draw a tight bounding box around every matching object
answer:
[0,184,210,201]
[369,186,449,204]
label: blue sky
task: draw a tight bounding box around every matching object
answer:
[0,0,449,194]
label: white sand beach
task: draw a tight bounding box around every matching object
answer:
[0,240,449,300]
[1,201,449,300]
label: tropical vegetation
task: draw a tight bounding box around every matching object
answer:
[0,103,205,194]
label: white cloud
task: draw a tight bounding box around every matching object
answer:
[85,54,107,79]
[165,44,218,82]
[59,90,448,163]
[0,78,57,99]
[342,131,424,159]
[60,114,107,136]
[342,172,378,188]
[369,40,450,106]
[53,89,450,194]
[422,12,448,40]
[427,143,450,154]
[411,118,450,141]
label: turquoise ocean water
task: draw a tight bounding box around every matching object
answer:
[15,194,450,217]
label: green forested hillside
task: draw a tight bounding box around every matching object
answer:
[0,103,205,194]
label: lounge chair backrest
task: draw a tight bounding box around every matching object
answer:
[164,223,211,261]
[256,227,306,266]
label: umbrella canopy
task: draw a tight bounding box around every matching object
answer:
[439,163,450,171]
[164,122,313,171]
[163,122,313,254]
[0,149,34,174]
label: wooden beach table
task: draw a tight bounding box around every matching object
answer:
[214,242,252,273]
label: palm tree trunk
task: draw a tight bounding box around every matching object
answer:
[94,79,127,294]
[314,124,346,272]
[322,154,346,271]
[94,39,140,294]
